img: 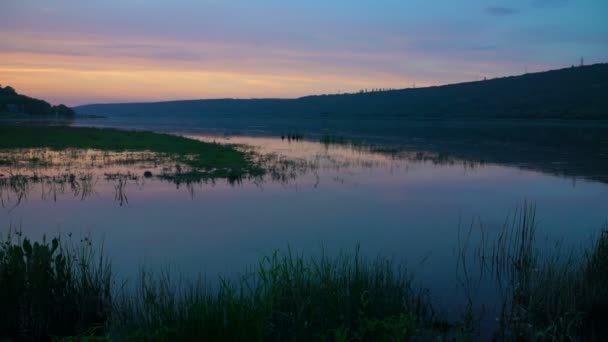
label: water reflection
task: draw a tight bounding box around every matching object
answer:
[76,117,608,184]
[194,135,484,186]
[2,134,607,328]
[0,137,488,208]
[0,149,167,208]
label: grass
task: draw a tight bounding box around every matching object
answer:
[457,205,608,340]
[0,125,264,180]
[0,138,325,207]
[320,135,407,156]
[1,206,607,340]
[112,248,430,341]
[0,231,111,341]
[0,235,432,341]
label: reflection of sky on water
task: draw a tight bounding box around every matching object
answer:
[1,135,607,317]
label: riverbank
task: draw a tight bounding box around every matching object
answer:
[1,207,606,340]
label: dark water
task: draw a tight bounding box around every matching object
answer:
[2,117,608,321]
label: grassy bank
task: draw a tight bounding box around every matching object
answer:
[0,125,263,180]
[113,250,432,341]
[0,235,433,341]
[0,232,112,341]
[1,211,607,340]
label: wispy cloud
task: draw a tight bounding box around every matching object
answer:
[1,0,605,105]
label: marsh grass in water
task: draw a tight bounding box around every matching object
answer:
[0,231,112,341]
[319,134,482,170]
[320,135,400,155]
[0,126,277,206]
[0,147,316,207]
[0,235,434,341]
[112,247,431,341]
[0,172,131,208]
[0,126,264,180]
[457,204,608,340]
[1,206,608,340]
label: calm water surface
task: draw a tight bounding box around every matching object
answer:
[1,133,607,315]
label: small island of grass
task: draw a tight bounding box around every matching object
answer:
[0,125,264,181]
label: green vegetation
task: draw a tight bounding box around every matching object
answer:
[457,206,608,340]
[0,232,111,340]
[113,249,429,341]
[1,207,607,340]
[0,126,263,180]
[0,233,433,341]
[0,85,75,117]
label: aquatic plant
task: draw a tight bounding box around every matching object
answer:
[0,126,264,180]
[1,205,607,340]
[457,204,608,340]
[112,247,430,341]
[0,231,112,340]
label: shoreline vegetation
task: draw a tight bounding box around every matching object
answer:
[1,73,607,340]
[1,206,607,341]
[0,126,264,182]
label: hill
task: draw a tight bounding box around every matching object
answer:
[76,63,608,120]
[0,85,75,117]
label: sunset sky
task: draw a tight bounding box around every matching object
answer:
[1,0,607,106]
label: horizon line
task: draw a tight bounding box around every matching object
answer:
[73,62,606,108]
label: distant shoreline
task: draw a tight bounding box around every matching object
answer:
[75,63,608,121]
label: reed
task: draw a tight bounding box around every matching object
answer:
[1,206,607,340]
[457,203,608,340]
[111,247,431,341]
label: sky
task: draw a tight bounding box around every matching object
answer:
[1,0,607,106]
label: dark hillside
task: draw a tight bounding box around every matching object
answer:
[0,85,75,117]
[76,63,608,120]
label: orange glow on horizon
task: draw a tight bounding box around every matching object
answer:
[0,31,529,106]
[0,45,424,106]
[1,2,604,107]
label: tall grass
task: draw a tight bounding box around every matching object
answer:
[0,230,112,340]
[457,204,608,340]
[112,247,431,341]
[1,206,607,340]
